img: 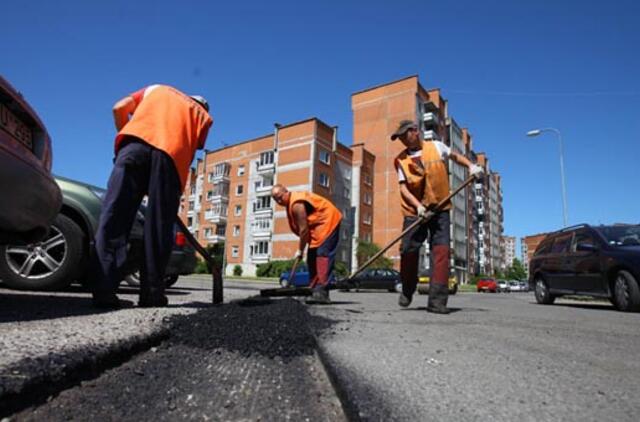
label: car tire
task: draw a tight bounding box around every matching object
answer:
[0,214,85,290]
[612,270,640,312]
[279,278,290,288]
[534,277,555,305]
[394,282,402,293]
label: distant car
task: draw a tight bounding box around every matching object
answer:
[0,176,195,290]
[417,269,458,295]
[477,278,497,293]
[279,265,342,288]
[345,268,402,293]
[529,223,640,312]
[497,279,509,292]
[0,76,62,244]
[508,280,524,292]
[518,280,529,292]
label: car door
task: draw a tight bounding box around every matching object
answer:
[357,269,376,289]
[567,230,603,293]
[546,233,574,291]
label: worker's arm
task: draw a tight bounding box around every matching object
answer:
[450,151,484,178]
[112,95,138,131]
[291,202,310,257]
[399,183,425,213]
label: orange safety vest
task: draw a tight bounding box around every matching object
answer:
[395,141,451,216]
[286,191,342,248]
[115,85,213,187]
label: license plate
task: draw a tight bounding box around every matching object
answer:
[0,102,33,150]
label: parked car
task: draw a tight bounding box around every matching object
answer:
[477,277,497,293]
[279,265,341,288]
[528,224,640,312]
[417,269,458,295]
[345,268,402,292]
[508,280,524,292]
[0,176,195,290]
[0,76,62,244]
[518,280,529,292]
[497,279,509,293]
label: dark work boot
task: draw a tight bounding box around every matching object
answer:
[398,252,419,308]
[305,287,331,305]
[427,283,450,314]
[139,286,169,308]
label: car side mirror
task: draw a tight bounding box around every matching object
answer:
[576,243,598,252]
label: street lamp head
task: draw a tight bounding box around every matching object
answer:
[526,129,541,137]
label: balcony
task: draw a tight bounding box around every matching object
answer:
[256,162,275,175]
[422,101,438,113]
[422,112,439,128]
[251,222,272,238]
[208,193,229,203]
[422,130,440,141]
[253,207,273,217]
[475,195,483,203]
[204,210,227,223]
[251,253,270,264]
[204,234,225,243]
[255,183,273,195]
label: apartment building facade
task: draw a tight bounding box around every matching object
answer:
[179,118,375,276]
[351,75,503,281]
[502,235,516,269]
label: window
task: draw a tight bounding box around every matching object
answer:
[188,201,194,211]
[363,173,372,186]
[237,165,245,176]
[213,162,230,177]
[188,217,193,227]
[319,149,330,165]
[233,225,240,236]
[319,172,330,188]
[204,228,213,238]
[259,151,274,166]
[234,205,242,216]
[236,184,244,195]
[190,186,196,195]
[254,196,271,211]
[216,224,226,236]
[207,172,213,183]
[252,218,271,232]
[343,187,350,199]
[363,192,372,205]
[252,241,269,256]
[364,213,372,225]
[551,234,572,254]
[206,190,213,200]
[231,246,239,258]
[572,231,594,252]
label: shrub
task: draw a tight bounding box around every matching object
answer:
[334,261,349,277]
[256,259,304,278]
[195,259,210,274]
[233,264,243,276]
[356,240,394,269]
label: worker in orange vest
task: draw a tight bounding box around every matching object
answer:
[92,84,212,308]
[271,184,342,304]
[391,120,483,314]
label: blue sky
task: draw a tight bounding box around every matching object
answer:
[3,0,639,253]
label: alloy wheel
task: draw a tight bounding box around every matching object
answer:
[5,227,67,279]
[615,273,630,309]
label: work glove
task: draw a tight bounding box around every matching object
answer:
[470,164,484,179]
[293,249,304,261]
[417,204,428,219]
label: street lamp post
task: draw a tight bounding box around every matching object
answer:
[526,128,568,228]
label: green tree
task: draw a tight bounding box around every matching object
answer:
[506,258,527,280]
[356,240,394,270]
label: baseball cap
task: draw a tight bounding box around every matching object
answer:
[190,95,209,112]
[390,120,417,141]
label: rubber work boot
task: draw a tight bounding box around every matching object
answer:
[139,287,169,308]
[427,283,450,314]
[398,252,419,308]
[92,292,123,310]
[305,288,331,305]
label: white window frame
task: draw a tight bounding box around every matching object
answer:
[319,172,330,188]
[319,149,331,165]
[364,213,372,225]
[364,192,372,205]
[237,165,245,176]
[234,205,242,216]
[236,184,244,196]
[231,246,239,258]
[233,225,240,236]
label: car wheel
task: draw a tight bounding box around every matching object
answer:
[124,271,178,288]
[394,282,402,293]
[0,214,85,290]
[534,277,555,305]
[279,278,290,288]
[612,270,640,312]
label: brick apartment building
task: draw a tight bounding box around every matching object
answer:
[351,75,503,281]
[179,75,504,280]
[521,232,550,276]
[178,118,375,276]
[502,235,516,269]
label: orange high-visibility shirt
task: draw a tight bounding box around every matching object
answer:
[115,85,213,187]
[395,141,451,216]
[286,191,342,248]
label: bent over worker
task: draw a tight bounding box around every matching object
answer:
[92,84,212,308]
[271,185,342,304]
[391,120,483,314]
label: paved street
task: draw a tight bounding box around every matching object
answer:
[1,277,639,421]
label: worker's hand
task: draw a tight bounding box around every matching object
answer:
[417,204,428,219]
[470,164,484,179]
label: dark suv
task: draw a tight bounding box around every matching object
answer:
[529,224,640,312]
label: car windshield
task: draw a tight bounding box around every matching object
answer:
[597,225,640,246]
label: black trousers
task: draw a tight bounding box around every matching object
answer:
[92,139,181,298]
